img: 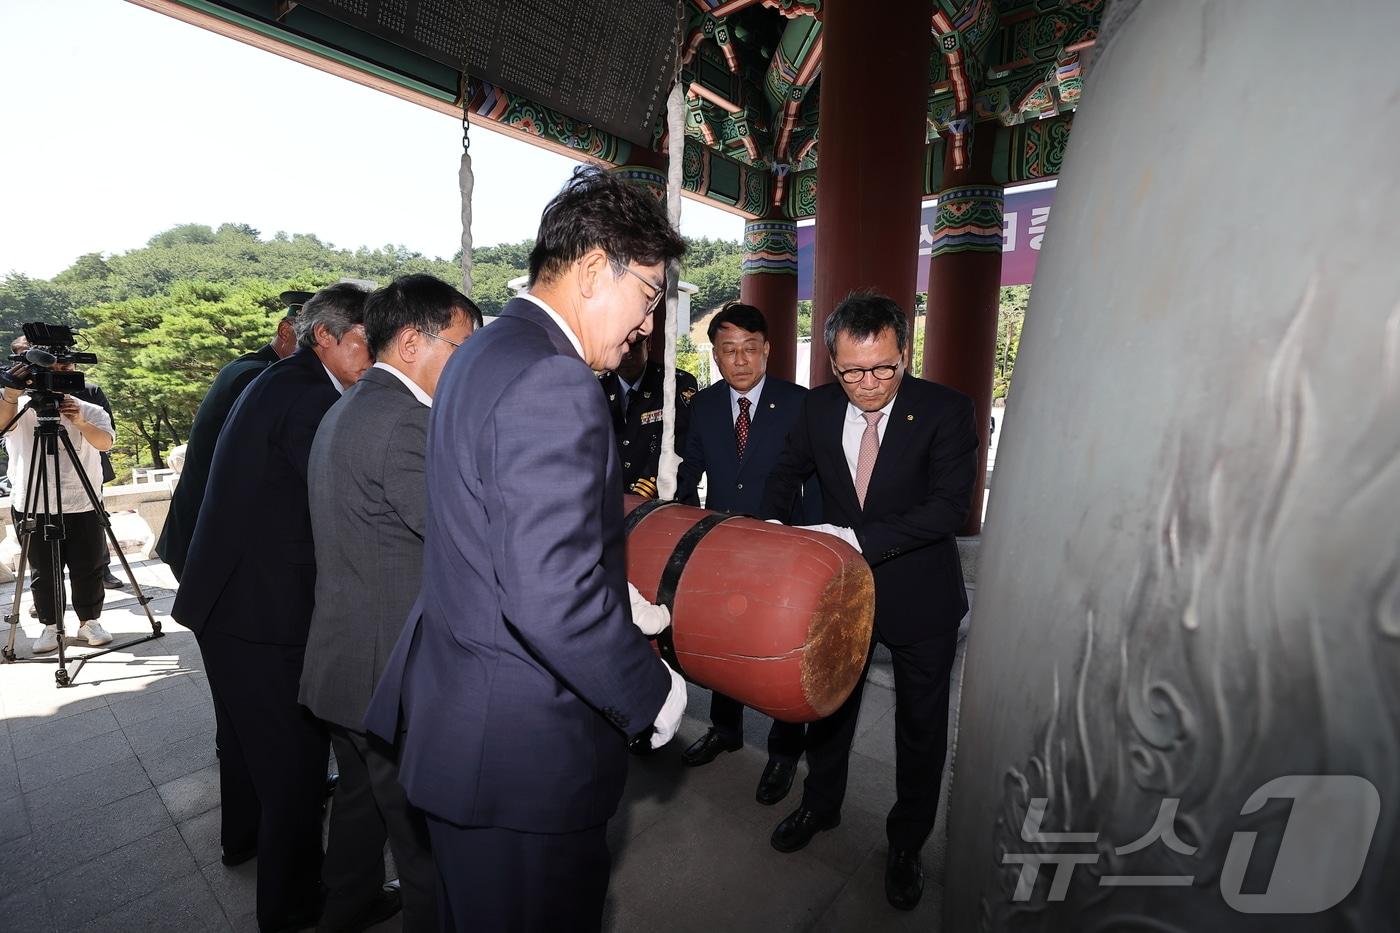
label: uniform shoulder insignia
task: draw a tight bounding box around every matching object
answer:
[680,387,696,405]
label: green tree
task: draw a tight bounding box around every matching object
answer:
[469,240,535,268]
[683,253,742,318]
[0,274,83,334]
[912,286,1030,393]
[2,222,747,474]
[995,285,1029,400]
[84,278,307,473]
[675,334,712,389]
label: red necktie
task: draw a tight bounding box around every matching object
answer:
[735,396,751,459]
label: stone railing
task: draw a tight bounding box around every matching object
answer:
[0,480,174,583]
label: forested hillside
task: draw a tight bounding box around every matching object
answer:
[0,223,745,479]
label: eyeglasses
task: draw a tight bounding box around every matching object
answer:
[416,329,462,350]
[616,264,666,314]
[834,363,900,384]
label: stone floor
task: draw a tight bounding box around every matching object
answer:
[0,558,966,932]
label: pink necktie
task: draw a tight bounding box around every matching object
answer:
[854,411,883,508]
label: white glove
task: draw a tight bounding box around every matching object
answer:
[649,661,688,749]
[627,582,671,636]
[797,523,862,553]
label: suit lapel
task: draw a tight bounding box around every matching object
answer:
[821,390,863,519]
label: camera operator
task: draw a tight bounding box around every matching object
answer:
[0,345,117,653]
[12,336,123,590]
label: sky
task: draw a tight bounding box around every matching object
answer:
[0,0,745,280]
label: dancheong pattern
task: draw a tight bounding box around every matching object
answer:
[742,220,799,275]
[931,185,1005,256]
[456,3,1099,223]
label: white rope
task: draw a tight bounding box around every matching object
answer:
[459,145,474,295]
[656,77,685,501]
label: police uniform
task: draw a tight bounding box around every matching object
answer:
[598,360,697,492]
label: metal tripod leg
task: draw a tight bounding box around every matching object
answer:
[1,525,33,663]
[55,428,162,685]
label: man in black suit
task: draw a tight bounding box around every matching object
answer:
[598,334,697,495]
[675,302,814,804]
[172,283,370,933]
[156,291,304,580]
[365,167,689,932]
[301,276,481,932]
[762,291,978,911]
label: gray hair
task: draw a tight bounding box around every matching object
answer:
[823,290,910,359]
[295,283,370,349]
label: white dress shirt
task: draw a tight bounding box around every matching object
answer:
[841,395,898,483]
[521,293,586,360]
[729,375,766,426]
[322,364,346,395]
[372,361,432,407]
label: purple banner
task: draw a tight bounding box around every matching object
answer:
[796,181,1057,299]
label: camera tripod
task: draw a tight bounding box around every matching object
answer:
[0,391,162,686]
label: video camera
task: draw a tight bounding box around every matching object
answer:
[0,323,98,395]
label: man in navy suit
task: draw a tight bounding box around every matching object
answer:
[172,283,371,933]
[761,291,979,911]
[675,302,815,805]
[365,167,690,933]
[157,292,302,580]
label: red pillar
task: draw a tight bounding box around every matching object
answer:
[809,0,932,386]
[609,152,673,361]
[923,120,1003,535]
[740,212,799,381]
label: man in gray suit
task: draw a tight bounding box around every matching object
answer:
[300,274,482,932]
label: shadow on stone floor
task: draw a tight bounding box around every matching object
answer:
[0,559,966,932]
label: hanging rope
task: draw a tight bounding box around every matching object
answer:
[656,2,687,502]
[458,73,475,296]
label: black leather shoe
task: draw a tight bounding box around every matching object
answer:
[319,884,402,933]
[681,729,742,767]
[102,571,124,589]
[220,846,256,867]
[325,772,339,798]
[770,806,840,853]
[755,758,796,805]
[885,847,924,910]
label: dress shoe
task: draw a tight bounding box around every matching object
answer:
[363,885,403,929]
[885,847,924,910]
[755,758,796,805]
[325,772,339,798]
[320,884,402,933]
[681,728,741,767]
[220,846,256,867]
[264,884,324,933]
[770,805,840,853]
[102,570,124,589]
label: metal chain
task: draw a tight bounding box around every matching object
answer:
[460,73,472,153]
